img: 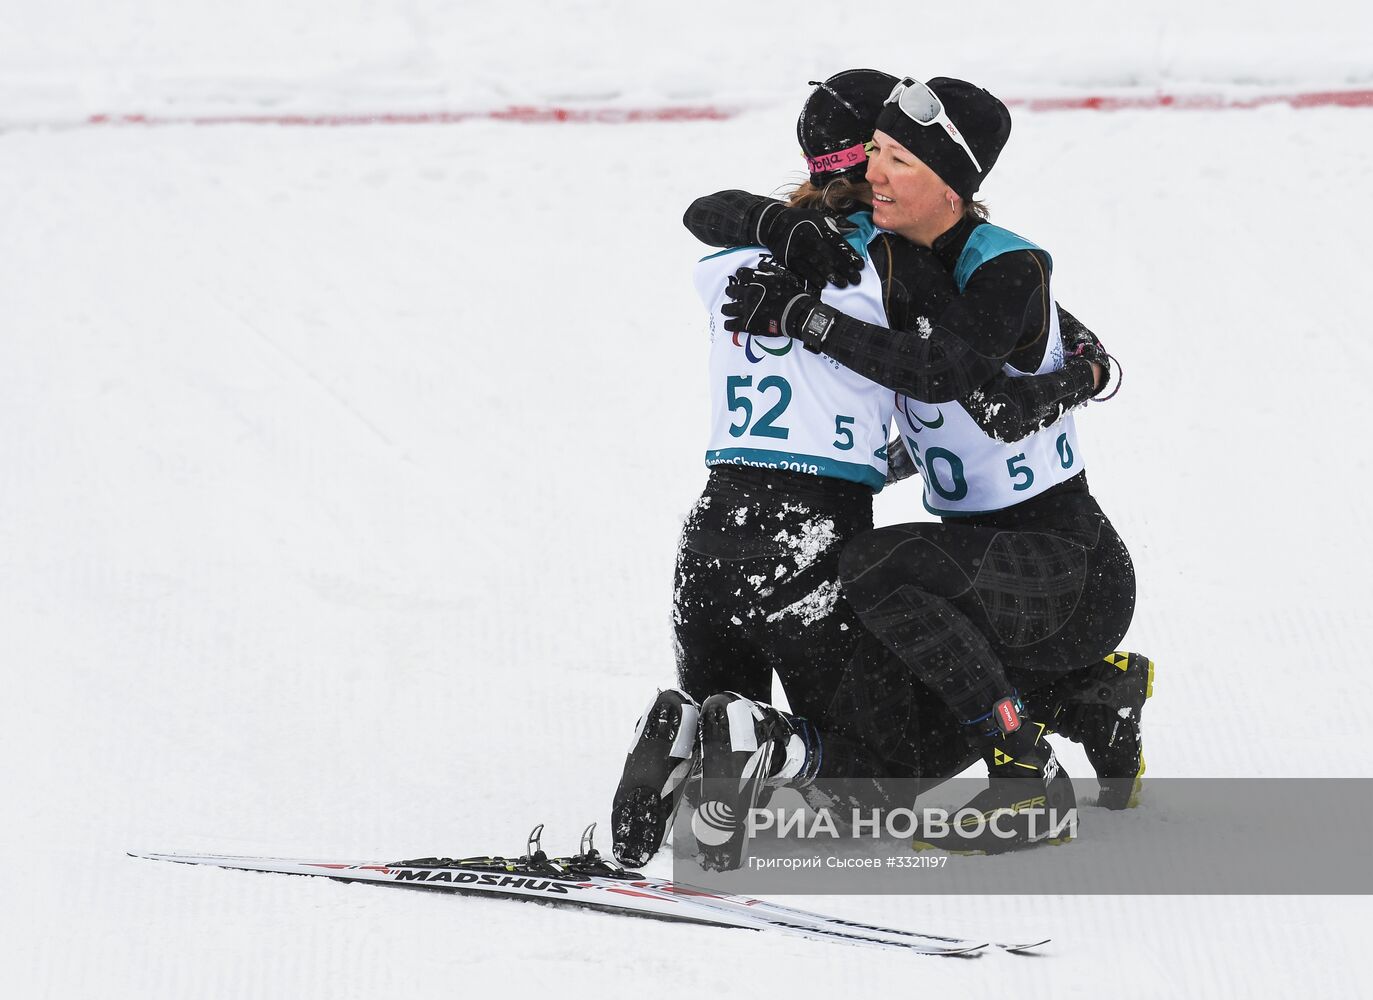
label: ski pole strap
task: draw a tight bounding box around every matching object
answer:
[1093,350,1123,401]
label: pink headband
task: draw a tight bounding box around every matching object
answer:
[804,142,869,176]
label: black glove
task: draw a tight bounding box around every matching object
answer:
[885,435,921,485]
[721,260,837,351]
[749,202,864,288]
[1057,306,1113,396]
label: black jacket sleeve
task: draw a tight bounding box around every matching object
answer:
[817,240,1056,403]
[682,190,781,248]
[962,357,1098,442]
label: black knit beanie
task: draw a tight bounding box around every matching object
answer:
[874,77,1011,199]
[796,68,900,185]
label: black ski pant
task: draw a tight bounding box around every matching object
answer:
[838,474,1136,730]
[673,465,974,782]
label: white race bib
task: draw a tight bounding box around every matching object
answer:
[694,215,896,491]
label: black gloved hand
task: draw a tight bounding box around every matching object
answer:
[749,202,864,288]
[885,435,921,485]
[1057,306,1112,395]
[721,260,830,348]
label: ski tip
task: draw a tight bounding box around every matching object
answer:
[996,938,1052,953]
[920,943,985,957]
[128,850,193,865]
[902,941,987,957]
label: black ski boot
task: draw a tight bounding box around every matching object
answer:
[611,689,701,868]
[693,692,819,871]
[913,697,1077,855]
[1033,650,1154,809]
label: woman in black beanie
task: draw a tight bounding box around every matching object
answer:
[714,75,1145,853]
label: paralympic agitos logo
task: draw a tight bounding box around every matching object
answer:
[896,394,944,430]
[732,330,794,363]
[389,869,575,894]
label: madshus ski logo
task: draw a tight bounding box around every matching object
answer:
[307,862,577,895]
[388,868,576,893]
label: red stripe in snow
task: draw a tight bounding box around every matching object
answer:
[66,88,1373,130]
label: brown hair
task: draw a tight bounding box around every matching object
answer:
[781,175,872,214]
[784,174,989,223]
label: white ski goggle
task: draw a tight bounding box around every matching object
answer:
[884,77,982,174]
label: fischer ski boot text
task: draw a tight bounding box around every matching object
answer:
[913,697,1077,855]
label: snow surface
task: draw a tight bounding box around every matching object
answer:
[4,0,1373,124]
[3,2,1372,997]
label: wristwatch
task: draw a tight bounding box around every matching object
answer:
[799,302,837,353]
